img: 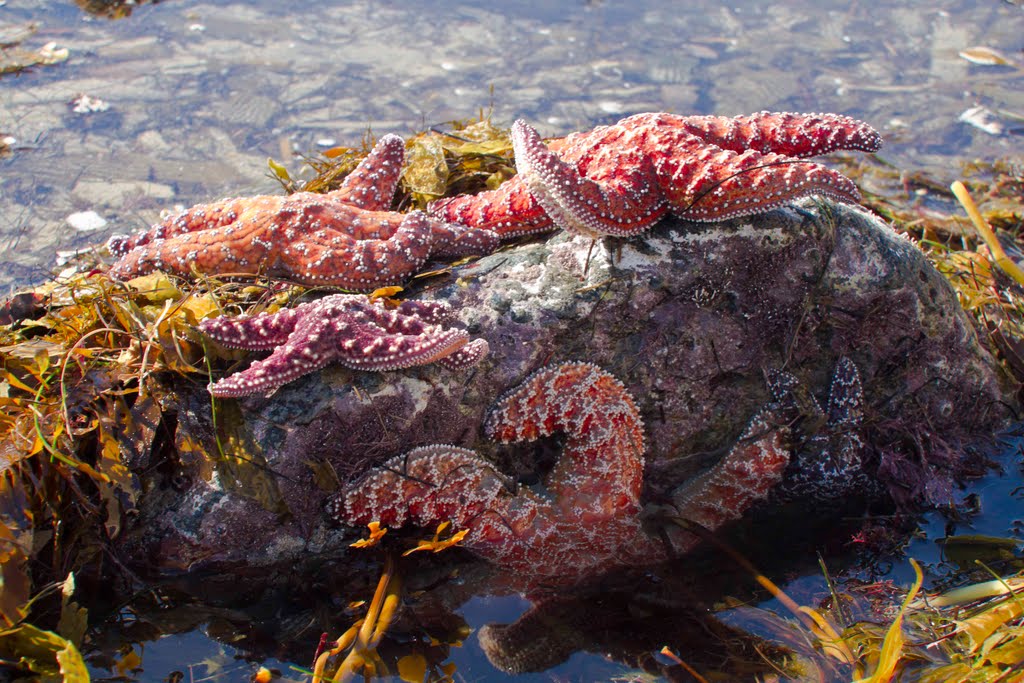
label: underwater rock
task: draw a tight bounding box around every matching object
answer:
[119,201,1014,573]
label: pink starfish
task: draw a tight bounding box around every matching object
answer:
[335,362,791,585]
[429,111,882,239]
[107,135,499,290]
[199,294,488,397]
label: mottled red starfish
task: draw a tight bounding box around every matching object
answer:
[107,135,498,290]
[335,362,790,586]
[430,111,882,239]
[200,294,488,397]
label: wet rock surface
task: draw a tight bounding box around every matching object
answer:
[120,201,1015,573]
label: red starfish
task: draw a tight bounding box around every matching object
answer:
[107,135,499,290]
[200,294,487,397]
[335,362,791,585]
[429,111,882,239]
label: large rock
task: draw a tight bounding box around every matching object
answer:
[120,201,1014,573]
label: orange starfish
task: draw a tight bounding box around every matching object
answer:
[107,135,498,290]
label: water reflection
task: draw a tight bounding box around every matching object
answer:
[87,493,895,681]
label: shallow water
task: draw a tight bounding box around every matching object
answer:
[1,1,1023,681]
[1,0,1022,290]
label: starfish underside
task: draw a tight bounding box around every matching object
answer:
[199,294,488,397]
[429,111,882,238]
[107,135,499,290]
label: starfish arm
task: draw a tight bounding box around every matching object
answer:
[108,217,278,280]
[434,338,489,370]
[330,318,469,371]
[511,120,668,238]
[106,196,256,257]
[338,295,486,366]
[768,369,802,403]
[477,603,585,675]
[327,211,403,242]
[338,442,659,581]
[301,207,499,259]
[348,298,439,335]
[427,178,554,239]
[281,211,433,290]
[825,356,866,472]
[198,305,303,350]
[675,111,882,157]
[427,220,501,259]
[484,362,645,518]
[327,133,405,211]
[668,408,790,551]
[661,146,864,221]
[338,446,583,575]
[393,299,454,325]
[338,444,516,532]
[827,356,864,429]
[207,316,337,397]
[349,300,482,371]
[768,368,826,429]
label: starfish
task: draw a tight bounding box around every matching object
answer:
[429,111,882,239]
[334,362,792,585]
[767,356,876,504]
[107,134,499,291]
[199,294,488,397]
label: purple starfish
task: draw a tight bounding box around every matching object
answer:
[199,294,488,397]
[767,356,874,503]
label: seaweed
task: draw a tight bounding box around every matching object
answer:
[845,153,1024,392]
[268,113,515,211]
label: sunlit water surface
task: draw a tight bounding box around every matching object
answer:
[1,1,1022,681]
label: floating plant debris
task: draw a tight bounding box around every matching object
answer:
[959,46,1016,67]
[73,0,165,19]
[0,23,68,76]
